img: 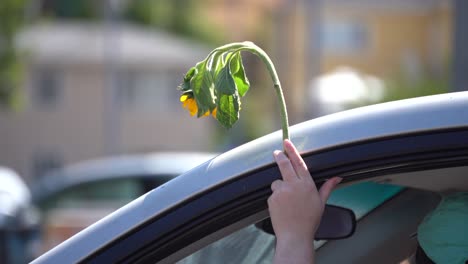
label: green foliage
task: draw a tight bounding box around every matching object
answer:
[0,0,27,109]
[179,42,256,129]
[124,0,223,45]
[41,0,97,19]
[230,52,250,97]
[216,60,237,95]
[217,94,240,129]
[124,0,172,27]
[378,76,449,103]
[190,61,216,117]
[36,1,222,44]
[181,41,290,141]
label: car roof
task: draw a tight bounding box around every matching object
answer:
[31,152,217,205]
[32,91,468,263]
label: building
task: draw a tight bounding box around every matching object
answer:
[320,0,452,79]
[198,0,452,121]
[0,22,215,183]
[269,0,452,119]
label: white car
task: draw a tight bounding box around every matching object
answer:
[32,91,468,263]
[0,167,39,264]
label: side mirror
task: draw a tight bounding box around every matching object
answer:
[256,204,356,240]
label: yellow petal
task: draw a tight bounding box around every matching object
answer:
[180,94,189,102]
[187,99,198,116]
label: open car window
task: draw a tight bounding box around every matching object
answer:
[177,182,405,264]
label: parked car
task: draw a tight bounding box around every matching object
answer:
[32,91,468,263]
[31,153,216,253]
[0,167,39,264]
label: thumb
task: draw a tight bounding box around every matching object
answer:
[318,177,342,203]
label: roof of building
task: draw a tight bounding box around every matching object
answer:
[17,22,211,68]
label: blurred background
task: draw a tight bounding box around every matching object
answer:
[0,0,465,262]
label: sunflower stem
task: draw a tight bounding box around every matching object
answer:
[247,47,290,142]
[213,42,290,142]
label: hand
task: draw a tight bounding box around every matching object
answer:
[268,139,342,264]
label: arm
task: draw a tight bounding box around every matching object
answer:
[268,139,342,264]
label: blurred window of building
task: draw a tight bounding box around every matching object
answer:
[119,70,181,112]
[321,20,369,54]
[33,68,63,109]
[32,151,62,179]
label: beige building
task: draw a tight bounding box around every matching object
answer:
[0,22,215,183]
[320,0,452,78]
[205,0,452,119]
[275,0,452,116]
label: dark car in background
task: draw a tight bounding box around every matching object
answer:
[31,152,216,254]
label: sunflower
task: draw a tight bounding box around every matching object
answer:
[180,92,216,118]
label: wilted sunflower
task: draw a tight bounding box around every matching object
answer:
[180,91,216,118]
[177,41,289,140]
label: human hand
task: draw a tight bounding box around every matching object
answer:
[268,139,342,264]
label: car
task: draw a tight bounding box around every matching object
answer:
[31,153,216,254]
[0,166,39,264]
[32,91,468,263]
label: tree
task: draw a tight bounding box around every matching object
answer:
[124,0,223,45]
[38,0,97,19]
[0,0,27,109]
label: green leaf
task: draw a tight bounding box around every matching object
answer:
[222,51,235,65]
[184,66,196,81]
[215,61,237,95]
[209,51,226,80]
[216,93,240,128]
[179,66,196,91]
[229,52,250,97]
[190,62,216,117]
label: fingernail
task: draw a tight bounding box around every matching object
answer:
[335,177,343,184]
[273,150,282,157]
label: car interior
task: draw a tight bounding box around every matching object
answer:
[175,165,468,264]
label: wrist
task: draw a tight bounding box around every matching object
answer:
[274,236,315,264]
[275,231,315,245]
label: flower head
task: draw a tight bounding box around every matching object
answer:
[180,91,216,118]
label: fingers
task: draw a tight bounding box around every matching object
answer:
[273,150,298,182]
[271,179,283,191]
[318,177,342,202]
[283,139,311,180]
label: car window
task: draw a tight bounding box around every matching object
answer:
[178,224,275,264]
[327,182,403,219]
[176,182,403,263]
[40,178,144,210]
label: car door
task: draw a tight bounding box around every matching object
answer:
[32,92,468,264]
